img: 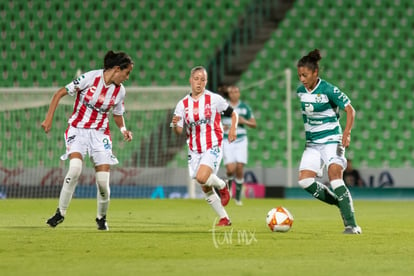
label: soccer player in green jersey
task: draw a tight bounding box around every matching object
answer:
[222,85,256,205]
[296,49,361,234]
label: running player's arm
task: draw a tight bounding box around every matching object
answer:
[342,103,355,148]
[41,87,68,133]
[171,115,183,135]
[113,114,133,142]
[241,105,256,128]
[239,116,257,128]
[222,106,238,142]
[171,101,184,135]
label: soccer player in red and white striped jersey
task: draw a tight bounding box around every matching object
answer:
[172,66,238,226]
[42,50,134,230]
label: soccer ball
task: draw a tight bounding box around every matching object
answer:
[266,206,294,232]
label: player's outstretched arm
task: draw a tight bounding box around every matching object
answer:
[41,87,67,133]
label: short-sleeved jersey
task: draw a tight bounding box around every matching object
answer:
[174,90,229,153]
[65,69,126,135]
[297,78,350,144]
[222,101,254,141]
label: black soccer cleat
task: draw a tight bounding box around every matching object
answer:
[46,208,65,228]
[96,216,109,231]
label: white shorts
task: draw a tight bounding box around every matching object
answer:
[222,137,248,165]
[61,126,119,166]
[299,143,347,174]
[188,146,222,179]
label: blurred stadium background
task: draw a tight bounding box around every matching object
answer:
[1,0,413,199]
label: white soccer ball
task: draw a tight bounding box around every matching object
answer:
[266,206,294,232]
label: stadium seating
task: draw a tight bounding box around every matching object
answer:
[1,0,251,87]
[1,0,413,170]
[0,106,170,169]
[1,0,253,169]
[237,0,414,168]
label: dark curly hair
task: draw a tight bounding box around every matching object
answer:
[297,49,321,72]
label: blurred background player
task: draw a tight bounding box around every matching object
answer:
[222,85,256,205]
[171,66,238,226]
[42,50,134,230]
[296,49,361,234]
[343,159,365,187]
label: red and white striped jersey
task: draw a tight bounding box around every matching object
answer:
[64,69,126,135]
[174,90,229,153]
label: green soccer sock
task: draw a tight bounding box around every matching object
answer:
[304,181,339,206]
[234,180,243,201]
[333,185,357,227]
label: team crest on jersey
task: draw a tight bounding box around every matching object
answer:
[98,93,105,104]
[204,104,211,118]
[315,94,322,103]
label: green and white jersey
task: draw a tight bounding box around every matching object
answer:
[222,101,254,141]
[297,78,350,144]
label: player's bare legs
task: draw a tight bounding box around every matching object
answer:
[197,165,231,226]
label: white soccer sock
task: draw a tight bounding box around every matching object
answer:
[58,158,83,216]
[330,179,345,190]
[96,171,110,219]
[205,190,229,219]
[205,174,226,189]
[235,178,244,185]
[298,178,315,189]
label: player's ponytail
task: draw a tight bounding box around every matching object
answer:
[297,49,321,72]
[104,50,134,70]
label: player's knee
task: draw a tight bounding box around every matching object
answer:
[195,175,206,185]
[67,158,83,179]
[298,178,315,189]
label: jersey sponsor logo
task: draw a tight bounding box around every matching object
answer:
[307,119,323,125]
[83,101,109,114]
[189,118,211,127]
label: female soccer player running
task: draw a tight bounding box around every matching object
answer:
[171,66,238,226]
[296,49,361,234]
[42,50,134,230]
[222,85,256,206]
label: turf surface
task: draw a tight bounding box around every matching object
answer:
[0,198,413,275]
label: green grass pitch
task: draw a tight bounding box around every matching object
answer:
[1,198,413,275]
